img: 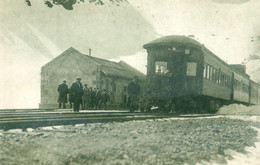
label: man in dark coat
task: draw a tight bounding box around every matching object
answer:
[86,87,92,109]
[95,88,102,109]
[68,88,73,109]
[127,76,141,112]
[90,87,96,109]
[82,84,89,110]
[70,78,84,112]
[99,89,110,110]
[57,80,69,109]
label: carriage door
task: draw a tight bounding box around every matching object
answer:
[186,62,198,93]
[185,49,203,95]
[170,52,187,96]
[154,61,168,96]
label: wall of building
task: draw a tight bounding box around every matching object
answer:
[40,53,98,109]
[99,74,130,108]
[40,50,146,109]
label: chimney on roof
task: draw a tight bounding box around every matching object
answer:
[89,49,91,56]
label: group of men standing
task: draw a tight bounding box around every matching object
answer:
[81,84,110,110]
[57,78,110,112]
[57,76,141,112]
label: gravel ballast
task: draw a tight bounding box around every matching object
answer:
[0,115,259,165]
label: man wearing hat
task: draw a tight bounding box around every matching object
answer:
[82,84,90,110]
[57,80,69,109]
[127,76,141,112]
[70,78,84,112]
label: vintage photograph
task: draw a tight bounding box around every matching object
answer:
[0,0,260,164]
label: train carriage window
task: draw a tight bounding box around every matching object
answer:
[221,73,224,85]
[203,64,207,79]
[227,76,231,87]
[215,70,218,83]
[216,70,220,84]
[223,75,226,86]
[207,66,210,80]
[186,62,197,76]
[225,76,228,86]
[217,71,220,84]
[210,67,213,81]
[221,74,225,86]
[155,61,168,74]
[212,68,215,82]
[226,77,229,86]
[208,66,211,80]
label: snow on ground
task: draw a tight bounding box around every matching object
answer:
[216,104,260,165]
[225,127,260,165]
[217,104,260,116]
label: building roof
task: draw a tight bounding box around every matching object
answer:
[143,35,203,49]
[42,47,145,80]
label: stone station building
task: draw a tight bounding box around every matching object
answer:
[39,47,145,109]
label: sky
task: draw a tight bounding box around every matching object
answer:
[0,0,260,109]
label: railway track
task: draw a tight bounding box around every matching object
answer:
[0,109,170,130]
[0,109,216,130]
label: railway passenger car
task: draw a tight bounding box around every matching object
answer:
[142,35,260,113]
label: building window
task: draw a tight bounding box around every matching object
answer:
[106,79,109,91]
[112,83,116,92]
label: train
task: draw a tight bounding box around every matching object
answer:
[140,35,260,113]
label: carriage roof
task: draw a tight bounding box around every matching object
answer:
[143,35,202,49]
